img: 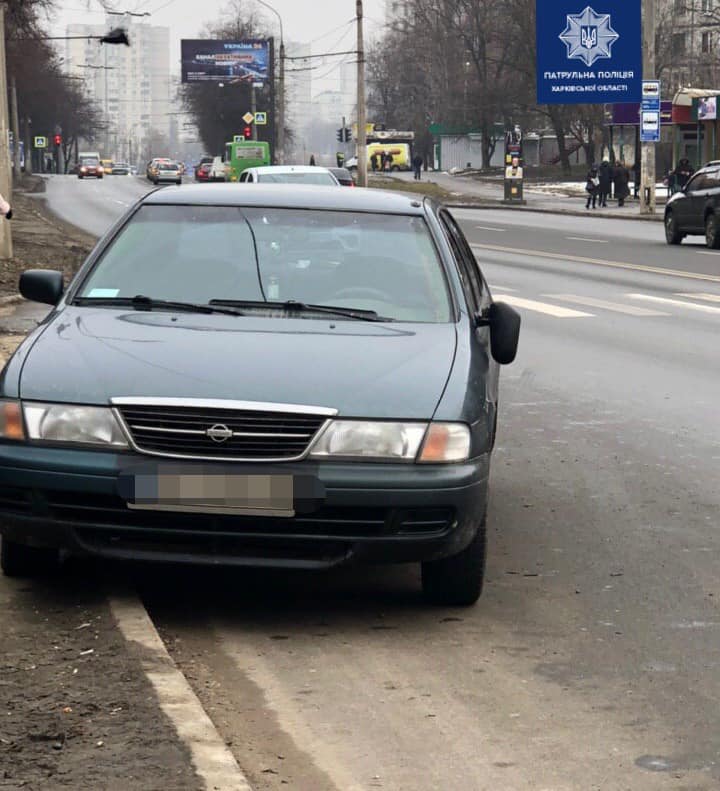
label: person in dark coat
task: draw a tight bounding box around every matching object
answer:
[309,153,316,166]
[585,164,599,209]
[597,160,612,207]
[412,153,423,180]
[614,162,630,207]
[674,157,694,190]
[632,161,641,198]
[370,152,378,172]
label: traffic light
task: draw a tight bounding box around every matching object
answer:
[336,128,343,142]
[343,127,351,142]
[242,126,252,139]
[53,134,62,146]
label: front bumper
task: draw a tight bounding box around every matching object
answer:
[0,444,489,570]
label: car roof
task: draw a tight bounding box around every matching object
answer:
[143,183,426,214]
[251,165,334,174]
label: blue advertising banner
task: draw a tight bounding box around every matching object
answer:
[536,1,641,104]
[181,39,271,84]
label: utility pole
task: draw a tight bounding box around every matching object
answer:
[356,0,367,188]
[640,0,656,214]
[10,75,20,179]
[251,85,258,141]
[0,5,13,257]
[278,40,285,164]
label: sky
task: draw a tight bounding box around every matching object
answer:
[50,0,388,79]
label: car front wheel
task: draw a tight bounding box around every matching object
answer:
[664,211,683,245]
[1,537,58,577]
[421,519,486,606]
[706,213,720,249]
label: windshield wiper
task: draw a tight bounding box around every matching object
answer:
[74,294,244,316]
[210,299,394,322]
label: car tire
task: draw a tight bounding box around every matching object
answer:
[706,213,720,249]
[421,518,487,606]
[78,175,83,179]
[664,211,683,245]
[1,536,58,578]
[176,179,182,185]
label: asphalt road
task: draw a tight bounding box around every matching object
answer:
[15,180,720,788]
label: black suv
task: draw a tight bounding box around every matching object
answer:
[665,165,720,247]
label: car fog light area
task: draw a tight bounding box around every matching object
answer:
[310,421,427,461]
[23,403,128,447]
[0,400,25,440]
[418,423,471,463]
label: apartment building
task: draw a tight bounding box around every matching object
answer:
[659,0,720,91]
[65,17,171,164]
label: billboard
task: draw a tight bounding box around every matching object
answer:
[536,1,641,104]
[698,96,717,121]
[181,39,271,84]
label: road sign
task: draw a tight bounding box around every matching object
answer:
[640,110,660,142]
[33,136,47,149]
[536,0,642,104]
[242,112,254,124]
[641,80,660,112]
[254,111,267,125]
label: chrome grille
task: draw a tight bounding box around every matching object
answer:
[115,403,329,460]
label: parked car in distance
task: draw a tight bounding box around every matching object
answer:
[239,165,340,185]
[151,161,182,185]
[0,184,520,606]
[77,158,103,179]
[665,164,720,248]
[194,156,213,181]
[195,162,211,182]
[111,162,131,176]
[329,167,355,187]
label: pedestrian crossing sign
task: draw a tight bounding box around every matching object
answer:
[254,112,267,125]
[34,136,47,148]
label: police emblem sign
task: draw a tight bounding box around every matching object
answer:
[536,1,641,104]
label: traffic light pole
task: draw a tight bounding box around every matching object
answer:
[0,5,13,257]
[356,0,367,188]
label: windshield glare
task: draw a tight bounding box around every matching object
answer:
[77,205,451,322]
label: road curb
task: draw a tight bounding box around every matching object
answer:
[0,295,23,305]
[109,594,254,791]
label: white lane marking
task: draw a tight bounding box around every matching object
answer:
[676,291,720,303]
[110,596,252,791]
[476,225,507,232]
[543,293,669,316]
[113,199,129,206]
[471,243,720,283]
[696,251,720,256]
[627,293,720,314]
[566,236,609,243]
[488,285,517,292]
[493,294,593,318]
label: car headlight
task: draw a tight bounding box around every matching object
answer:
[0,400,25,440]
[23,403,128,447]
[310,421,427,461]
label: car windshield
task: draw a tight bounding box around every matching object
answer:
[257,172,337,185]
[76,205,451,322]
[81,159,98,166]
[158,163,177,171]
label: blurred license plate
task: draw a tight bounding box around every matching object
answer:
[127,473,294,517]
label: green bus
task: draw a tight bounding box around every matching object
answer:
[224,140,271,181]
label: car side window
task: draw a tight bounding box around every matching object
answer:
[439,210,484,312]
[239,172,248,182]
[687,173,708,193]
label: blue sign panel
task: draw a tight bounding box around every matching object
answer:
[537,1,642,104]
[641,80,661,112]
[181,39,271,84]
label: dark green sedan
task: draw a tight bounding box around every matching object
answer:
[0,184,519,605]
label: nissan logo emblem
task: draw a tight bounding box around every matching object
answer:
[206,424,233,443]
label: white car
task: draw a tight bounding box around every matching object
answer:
[238,165,340,185]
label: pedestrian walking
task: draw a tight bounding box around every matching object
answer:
[309,153,316,166]
[632,161,641,198]
[370,152,378,173]
[585,164,600,209]
[385,151,394,171]
[412,153,423,181]
[598,160,612,207]
[613,162,630,207]
[0,192,12,220]
[674,157,694,190]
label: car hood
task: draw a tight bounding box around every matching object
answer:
[19,308,457,419]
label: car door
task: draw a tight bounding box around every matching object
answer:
[682,171,710,232]
[438,210,500,431]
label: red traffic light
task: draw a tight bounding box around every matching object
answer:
[242,126,252,139]
[53,134,62,146]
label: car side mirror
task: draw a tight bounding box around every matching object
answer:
[481,301,520,365]
[19,269,64,305]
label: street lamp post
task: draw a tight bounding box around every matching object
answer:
[255,0,285,165]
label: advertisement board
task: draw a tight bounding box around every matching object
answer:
[181,39,270,83]
[536,0,641,104]
[698,96,717,121]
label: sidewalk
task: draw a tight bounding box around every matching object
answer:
[389,171,665,221]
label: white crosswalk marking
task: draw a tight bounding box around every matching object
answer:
[675,292,720,303]
[543,294,669,316]
[488,285,517,293]
[627,293,720,314]
[493,294,593,318]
